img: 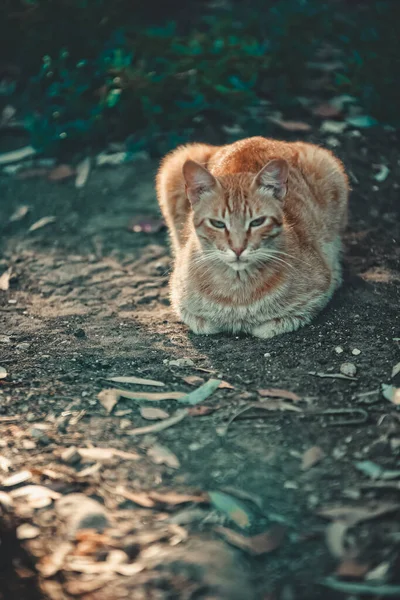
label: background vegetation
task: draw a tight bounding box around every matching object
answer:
[0,0,398,156]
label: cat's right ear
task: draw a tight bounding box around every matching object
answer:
[183,160,217,205]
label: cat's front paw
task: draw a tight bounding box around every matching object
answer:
[252,316,305,339]
[180,310,220,335]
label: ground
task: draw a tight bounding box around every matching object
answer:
[0,127,399,600]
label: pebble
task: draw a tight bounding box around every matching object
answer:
[74,328,86,339]
[352,348,361,356]
[340,362,357,377]
[56,494,109,536]
[334,346,343,354]
[16,342,30,351]
[264,352,271,358]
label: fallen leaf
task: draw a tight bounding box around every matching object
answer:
[187,405,217,416]
[321,576,400,596]
[373,164,390,182]
[0,268,11,291]
[336,559,370,578]
[140,407,170,420]
[208,491,253,529]
[346,115,378,128]
[168,358,195,367]
[125,409,188,436]
[178,379,221,405]
[116,487,155,507]
[269,117,311,131]
[147,444,180,469]
[308,371,357,381]
[320,120,347,134]
[0,456,11,472]
[0,145,36,166]
[382,383,400,405]
[355,460,400,480]
[75,157,91,188]
[96,151,127,166]
[216,524,285,555]
[76,463,102,478]
[78,447,139,462]
[37,542,73,577]
[167,508,209,525]
[318,501,400,526]
[183,375,204,386]
[16,524,40,540]
[28,216,56,232]
[149,491,207,505]
[115,388,186,402]
[220,486,264,511]
[312,103,342,118]
[302,446,325,470]
[366,561,390,581]
[2,470,32,487]
[258,388,301,402]
[218,380,234,390]
[98,389,120,414]
[106,375,165,387]
[325,521,348,558]
[9,205,29,222]
[391,363,400,379]
[48,164,74,181]
[0,366,8,379]
[130,217,165,234]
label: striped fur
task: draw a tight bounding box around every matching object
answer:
[156,136,349,338]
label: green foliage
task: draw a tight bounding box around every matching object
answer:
[0,0,398,155]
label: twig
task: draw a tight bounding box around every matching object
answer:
[321,576,400,596]
[308,371,358,381]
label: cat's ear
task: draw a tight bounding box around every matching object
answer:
[183,160,217,205]
[253,159,288,200]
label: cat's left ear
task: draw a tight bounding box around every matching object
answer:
[253,159,288,200]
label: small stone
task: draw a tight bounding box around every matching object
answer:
[29,427,51,445]
[352,348,361,356]
[332,446,346,460]
[119,419,132,430]
[16,342,30,351]
[26,413,36,423]
[334,346,343,354]
[21,439,36,450]
[56,494,109,536]
[74,328,86,339]
[284,481,298,490]
[340,362,357,377]
[61,446,81,465]
[17,524,40,540]
[168,357,195,367]
[264,352,271,358]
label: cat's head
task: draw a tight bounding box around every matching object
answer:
[183,158,288,271]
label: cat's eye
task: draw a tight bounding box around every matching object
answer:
[209,219,226,229]
[250,216,267,227]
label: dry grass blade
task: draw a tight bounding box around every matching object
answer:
[78,447,139,462]
[317,501,400,526]
[147,444,180,469]
[125,409,188,436]
[75,156,91,188]
[0,145,36,165]
[325,521,348,558]
[9,205,29,222]
[0,268,11,291]
[391,362,400,379]
[2,470,32,487]
[149,491,207,505]
[106,375,165,387]
[116,486,155,507]
[308,371,357,381]
[140,407,170,420]
[28,216,56,232]
[321,576,400,596]
[301,446,325,470]
[117,388,186,401]
[216,524,285,555]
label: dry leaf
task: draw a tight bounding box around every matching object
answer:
[149,491,207,505]
[0,268,11,291]
[218,380,234,389]
[250,400,302,413]
[140,407,170,420]
[9,205,29,222]
[269,117,311,131]
[320,120,347,134]
[115,388,186,402]
[312,103,342,118]
[382,383,400,405]
[258,388,300,402]
[48,164,74,181]
[147,444,180,469]
[2,470,32,487]
[106,375,164,387]
[188,405,217,416]
[75,157,91,188]
[37,542,73,577]
[0,145,36,165]
[220,486,264,511]
[116,486,155,507]
[317,501,400,526]
[168,357,195,367]
[28,216,56,232]
[125,409,188,436]
[302,446,325,470]
[16,524,40,540]
[392,363,400,379]
[325,521,348,558]
[336,559,370,578]
[0,366,7,379]
[98,389,120,414]
[216,524,285,555]
[209,491,252,529]
[183,375,204,386]
[78,447,139,462]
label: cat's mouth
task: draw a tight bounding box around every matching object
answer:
[225,258,250,271]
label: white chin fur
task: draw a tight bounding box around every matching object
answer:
[227,261,249,271]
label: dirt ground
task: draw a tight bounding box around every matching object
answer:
[0,127,399,600]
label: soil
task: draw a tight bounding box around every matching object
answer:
[0,127,399,600]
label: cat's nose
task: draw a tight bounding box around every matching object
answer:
[232,247,245,258]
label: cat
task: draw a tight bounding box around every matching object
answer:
[156,136,349,338]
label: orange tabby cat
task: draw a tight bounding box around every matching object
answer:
[156,136,348,338]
